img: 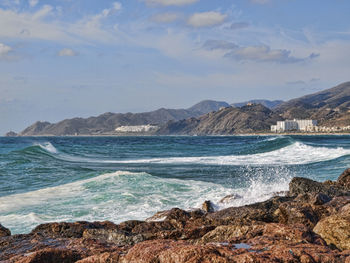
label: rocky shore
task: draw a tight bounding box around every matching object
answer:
[3,170,350,262]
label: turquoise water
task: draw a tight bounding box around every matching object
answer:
[1,135,350,234]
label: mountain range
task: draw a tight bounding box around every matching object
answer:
[7,81,350,136]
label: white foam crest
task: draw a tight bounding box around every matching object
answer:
[0,171,234,233]
[0,169,294,234]
[0,171,138,212]
[36,142,58,154]
[110,142,350,166]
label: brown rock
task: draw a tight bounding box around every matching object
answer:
[208,196,292,224]
[199,222,264,244]
[289,177,348,198]
[0,223,11,237]
[83,228,145,246]
[76,252,120,263]
[119,239,237,263]
[14,248,81,263]
[314,214,350,250]
[275,201,319,228]
[31,221,117,239]
[338,168,350,189]
[202,200,215,213]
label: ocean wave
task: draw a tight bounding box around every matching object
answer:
[37,142,58,154]
[27,140,350,166]
[0,169,291,234]
[108,142,350,166]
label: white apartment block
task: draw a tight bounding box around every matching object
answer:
[271,119,317,132]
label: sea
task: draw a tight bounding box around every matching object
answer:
[1,135,350,234]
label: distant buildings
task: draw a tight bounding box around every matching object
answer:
[115,125,159,133]
[271,119,317,132]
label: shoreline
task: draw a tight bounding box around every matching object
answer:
[2,170,350,262]
[3,132,350,137]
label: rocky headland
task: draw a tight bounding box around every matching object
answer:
[3,169,350,262]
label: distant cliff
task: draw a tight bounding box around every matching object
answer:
[18,100,229,136]
[275,81,350,126]
[232,99,284,109]
[157,104,282,135]
[10,81,350,136]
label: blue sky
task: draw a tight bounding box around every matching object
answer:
[1,0,350,134]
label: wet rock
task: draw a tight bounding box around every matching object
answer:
[199,221,264,244]
[295,192,332,206]
[0,223,11,237]
[31,221,117,239]
[275,201,319,228]
[12,248,81,263]
[76,252,121,263]
[289,177,349,198]
[338,168,350,189]
[208,196,293,223]
[83,228,145,246]
[119,239,236,263]
[314,214,350,250]
[201,200,215,213]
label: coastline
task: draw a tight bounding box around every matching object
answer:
[3,131,350,137]
[2,170,350,262]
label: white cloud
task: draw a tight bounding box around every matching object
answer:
[151,12,178,23]
[0,3,122,44]
[58,48,78,57]
[145,0,198,6]
[0,43,12,58]
[225,45,318,63]
[187,12,227,28]
[29,0,39,7]
[32,5,53,20]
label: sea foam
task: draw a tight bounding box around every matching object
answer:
[0,169,291,234]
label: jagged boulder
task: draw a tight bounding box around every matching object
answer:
[338,168,350,189]
[0,224,11,237]
[11,248,81,263]
[289,177,349,197]
[202,200,215,213]
[313,215,350,250]
[30,221,117,238]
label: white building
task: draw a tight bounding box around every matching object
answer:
[271,119,317,132]
[115,125,159,133]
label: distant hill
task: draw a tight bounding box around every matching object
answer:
[188,100,229,114]
[276,81,350,126]
[157,104,282,135]
[10,81,350,136]
[18,100,230,136]
[232,100,284,109]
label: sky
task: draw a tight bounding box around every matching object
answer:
[0,0,350,134]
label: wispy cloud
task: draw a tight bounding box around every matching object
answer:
[225,45,319,63]
[0,2,123,44]
[145,0,198,7]
[58,48,78,57]
[201,39,319,64]
[187,11,226,27]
